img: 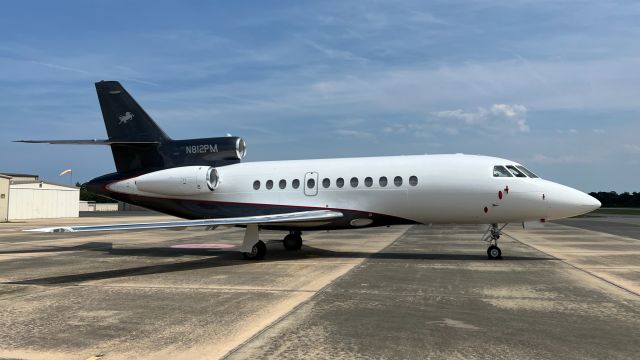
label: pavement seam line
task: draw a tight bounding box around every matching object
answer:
[503,231,640,298]
[74,284,318,292]
[552,221,640,242]
[219,225,412,359]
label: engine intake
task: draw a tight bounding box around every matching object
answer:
[135,166,219,196]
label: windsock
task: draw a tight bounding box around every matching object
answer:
[59,169,72,176]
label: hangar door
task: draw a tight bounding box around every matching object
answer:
[8,183,79,220]
[0,177,8,222]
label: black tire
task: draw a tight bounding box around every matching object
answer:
[243,240,266,260]
[487,245,502,260]
[283,233,303,251]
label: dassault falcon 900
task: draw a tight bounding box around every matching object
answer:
[18,81,601,260]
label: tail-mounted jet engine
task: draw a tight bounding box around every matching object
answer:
[178,136,247,162]
[135,166,219,196]
[234,137,247,160]
[107,166,220,197]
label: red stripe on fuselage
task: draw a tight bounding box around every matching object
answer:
[102,180,408,221]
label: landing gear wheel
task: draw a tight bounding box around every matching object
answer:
[243,240,266,260]
[283,233,303,251]
[487,245,502,260]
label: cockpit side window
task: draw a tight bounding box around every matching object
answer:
[493,166,513,177]
[516,165,539,178]
[506,165,527,177]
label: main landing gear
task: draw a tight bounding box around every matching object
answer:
[243,240,266,260]
[482,223,507,260]
[240,226,304,260]
[283,231,303,251]
[241,224,266,260]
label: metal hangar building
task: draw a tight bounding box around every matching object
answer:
[0,173,79,222]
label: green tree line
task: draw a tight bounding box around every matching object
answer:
[589,192,640,208]
[76,182,116,203]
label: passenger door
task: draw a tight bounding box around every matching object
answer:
[304,172,319,196]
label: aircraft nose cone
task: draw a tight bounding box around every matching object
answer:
[544,182,601,220]
[584,194,601,212]
[570,191,601,214]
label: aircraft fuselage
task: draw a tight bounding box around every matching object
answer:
[88,154,599,231]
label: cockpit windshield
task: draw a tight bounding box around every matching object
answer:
[506,165,527,177]
[494,164,542,178]
[516,165,539,178]
[493,166,513,177]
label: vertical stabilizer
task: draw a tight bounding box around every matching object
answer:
[95,81,170,172]
[95,81,170,142]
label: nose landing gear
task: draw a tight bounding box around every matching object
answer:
[482,223,507,260]
[487,245,501,259]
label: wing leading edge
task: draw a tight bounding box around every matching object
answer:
[25,210,343,233]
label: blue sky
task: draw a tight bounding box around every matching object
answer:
[1,0,639,192]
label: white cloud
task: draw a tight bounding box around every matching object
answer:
[299,57,640,114]
[382,124,408,134]
[623,144,640,153]
[530,154,594,164]
[556,128,579,134]
[335,129,376,140]
[433,104,529,133]
[329,117,366,127]
[305,40,369,63]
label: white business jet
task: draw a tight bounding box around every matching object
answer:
[19,81,601,260]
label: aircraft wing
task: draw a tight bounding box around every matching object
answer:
[25,210,343,233]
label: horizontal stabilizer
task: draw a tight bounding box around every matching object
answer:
[25,210,344,233]
[15,139,159,145]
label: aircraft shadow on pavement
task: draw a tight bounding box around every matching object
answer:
[3,242,555,286]
[0,242,112,255]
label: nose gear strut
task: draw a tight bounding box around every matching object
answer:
[481,223,507,260]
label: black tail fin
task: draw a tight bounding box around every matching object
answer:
[95,81,170,173]
[19,81,244,174]
[95,81,170,142]
[94,81,245,174]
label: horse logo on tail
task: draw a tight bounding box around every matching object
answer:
[118,112,134,124]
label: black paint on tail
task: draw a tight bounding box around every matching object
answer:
[95,81,171,173]
[94,81,244,174]
[95,81,170,142]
